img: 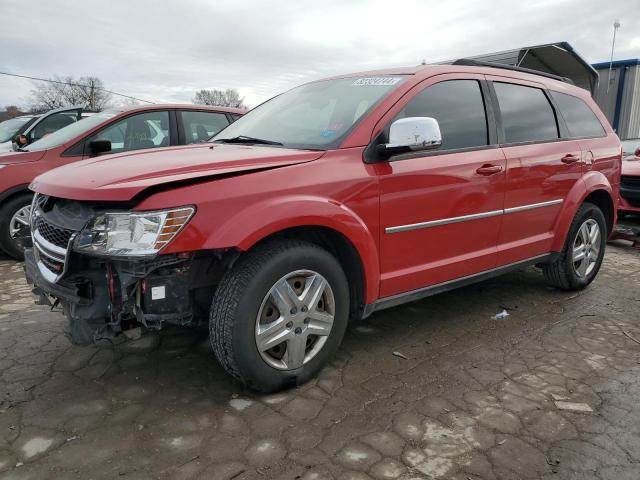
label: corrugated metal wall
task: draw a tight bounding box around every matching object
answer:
[620,65,640,140]
[593,62,640,140]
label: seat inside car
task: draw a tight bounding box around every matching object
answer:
[125,118,156,150]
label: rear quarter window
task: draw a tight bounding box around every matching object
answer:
[550,91,606,138]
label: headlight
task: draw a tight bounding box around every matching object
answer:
[0,165,6,169]
[74,207,195,257]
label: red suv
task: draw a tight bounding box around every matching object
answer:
[25,64,620,392]
[0,104,244,259]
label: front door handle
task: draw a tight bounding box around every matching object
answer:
[476,164,503,176]
[561,154,580,164]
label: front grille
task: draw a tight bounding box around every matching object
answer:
[34,217,73,249]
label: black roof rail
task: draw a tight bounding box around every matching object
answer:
[451,58,574,85]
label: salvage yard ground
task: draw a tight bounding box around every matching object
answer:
[0,220,639,479]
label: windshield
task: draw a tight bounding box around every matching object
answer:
[0,117,33,143]
[212,76,407,149]
[24,111,120,151]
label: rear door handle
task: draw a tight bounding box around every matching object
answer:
[476,164,503,175]
[561,154,580,164]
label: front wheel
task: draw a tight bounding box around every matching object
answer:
[209,239,349,392]
[543,202,607,290]
[0,194,33,260]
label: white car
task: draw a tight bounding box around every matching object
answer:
[0,106,84,152]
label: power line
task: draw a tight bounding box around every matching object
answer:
[0,71,156,105]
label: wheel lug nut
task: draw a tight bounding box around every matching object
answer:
[286,322,293,328]
[295,327,302,334]
[301,306,308,312]
[290,308,297,315]
[304,319,309,324]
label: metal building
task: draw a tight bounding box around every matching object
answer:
[592,59,640,140]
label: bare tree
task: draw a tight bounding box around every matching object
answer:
[4,106,22,118]
[30,76,112,111]
[193,88,245,108]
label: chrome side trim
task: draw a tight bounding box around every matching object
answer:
[503,198,563,215]
[385,199,564,234]
[385,209,503,234]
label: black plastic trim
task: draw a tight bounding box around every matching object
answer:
[362,253,558,318]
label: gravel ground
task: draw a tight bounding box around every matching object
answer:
[0,224,639,480]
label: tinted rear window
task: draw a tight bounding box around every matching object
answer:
[494,82,559,144]
[397,80,488,150]
[550,91,605,138]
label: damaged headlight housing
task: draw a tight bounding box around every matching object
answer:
[74,207,195,257]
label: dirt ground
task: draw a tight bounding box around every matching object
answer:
[0,222,639,480]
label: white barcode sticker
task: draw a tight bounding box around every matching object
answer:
[352,77,401,86]
[151,286,165,300]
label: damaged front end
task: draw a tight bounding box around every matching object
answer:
[24,194,236,344]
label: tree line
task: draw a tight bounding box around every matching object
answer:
[3,76,246,116]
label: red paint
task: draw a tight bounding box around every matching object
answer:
[0,105,244,202]
[620,153,640,215]
[29,66,621,305]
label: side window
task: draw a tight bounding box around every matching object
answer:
[181,111,229,144]
[494,82,559,144]
[549,91,605,138]
[397,80,488,150]
[30,112,78,141]
[86,111,170,154]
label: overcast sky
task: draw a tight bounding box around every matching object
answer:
[1,0,639,110]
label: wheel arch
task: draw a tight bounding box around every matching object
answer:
[249,225,368,321]
[0,184,32,206]
[190,195,380,309]
[551,172,615,252]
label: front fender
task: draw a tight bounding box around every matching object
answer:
[550,171,613,252]
[203,195,380,304]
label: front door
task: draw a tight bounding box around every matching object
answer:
[377,75,506,298]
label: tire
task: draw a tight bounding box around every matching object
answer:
[210,239,349,392]
[0,193,33,261]
[542,202,607,291]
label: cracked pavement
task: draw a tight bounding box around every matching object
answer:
[0,234,639,479]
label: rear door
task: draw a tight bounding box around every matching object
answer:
[488,77,584,264]
[377,74,506,297]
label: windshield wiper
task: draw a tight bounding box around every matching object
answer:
[215,136,283,146]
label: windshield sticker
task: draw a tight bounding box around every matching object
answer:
[352,77,401,86]
[320,130,336,138]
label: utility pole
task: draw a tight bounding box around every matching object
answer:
[607,20,621,93]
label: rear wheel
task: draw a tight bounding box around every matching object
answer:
[543,202,606,290]
[0,194,33,260]
[209,239,349,392]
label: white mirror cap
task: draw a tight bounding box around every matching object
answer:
[388,117,442,149]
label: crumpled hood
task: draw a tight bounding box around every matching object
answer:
[622,155,640,177]
[30,143,325,201]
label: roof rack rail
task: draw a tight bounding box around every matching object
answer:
[451,58,574,85]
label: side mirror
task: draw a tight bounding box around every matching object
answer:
[14,134,28,147]
[89,139,112,156]
[377,117,442,157]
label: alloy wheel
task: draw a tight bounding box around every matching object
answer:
[255,269,335,370]
[9,205,31,239]
[572,218,600,279]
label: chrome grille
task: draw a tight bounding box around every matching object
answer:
[34,217,73,249]
[31,196,76,283]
